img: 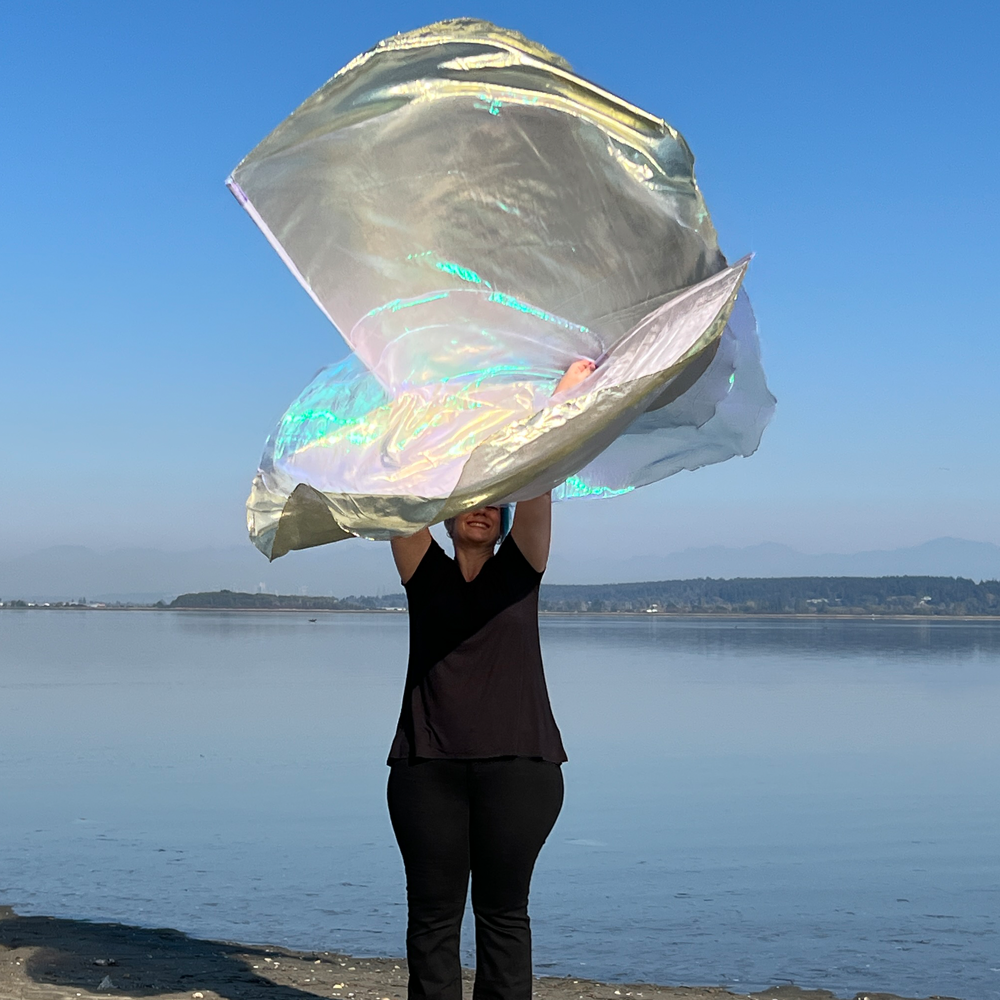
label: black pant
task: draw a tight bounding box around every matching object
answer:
[387,757,564,1000]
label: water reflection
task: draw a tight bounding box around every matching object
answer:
[542,613,1000,659]
[0,611,998,999]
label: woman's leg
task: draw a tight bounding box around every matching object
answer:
[387,759,471,1000]
[468,758,564,1000]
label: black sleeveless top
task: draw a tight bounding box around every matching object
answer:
[387,535,567,763]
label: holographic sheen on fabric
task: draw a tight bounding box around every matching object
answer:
[228,19,775,558]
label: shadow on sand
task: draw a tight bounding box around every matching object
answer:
[0,905,332,998]
[0,905,945,1000]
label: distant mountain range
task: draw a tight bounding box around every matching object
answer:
[577,536,1000,585]
[1,536,998,603]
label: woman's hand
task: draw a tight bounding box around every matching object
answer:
[553,358,596,394]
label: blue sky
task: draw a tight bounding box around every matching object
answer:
[2,0,998,568]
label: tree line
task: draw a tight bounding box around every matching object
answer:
[6,578,999,615]
[168,590,405,610]
[537,576,1000,615]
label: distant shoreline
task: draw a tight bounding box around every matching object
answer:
[8,575,996,617]
[4,605,1000,621]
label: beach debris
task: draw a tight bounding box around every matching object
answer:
[93,958,117,966]
[192,993,204,998]
[97,975,116,990]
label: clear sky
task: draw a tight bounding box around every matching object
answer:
[2,0,998,567]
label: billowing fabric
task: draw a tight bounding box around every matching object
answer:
[228,19,775,559]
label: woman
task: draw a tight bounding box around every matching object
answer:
[387,360,595,1000]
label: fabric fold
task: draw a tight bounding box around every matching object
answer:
[229,19,775,559]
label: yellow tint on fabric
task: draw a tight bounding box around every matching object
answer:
[228,20,775,559]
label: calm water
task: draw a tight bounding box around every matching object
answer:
[1,611,998,999]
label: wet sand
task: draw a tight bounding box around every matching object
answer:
[0,906,957,1000]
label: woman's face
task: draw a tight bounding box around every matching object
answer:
[453,506,502,547]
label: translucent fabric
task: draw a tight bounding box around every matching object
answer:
[228,19,775,559]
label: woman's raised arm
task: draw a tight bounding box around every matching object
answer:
[511,358,597,572]
[510,494,552,573]
[390,528,432,585]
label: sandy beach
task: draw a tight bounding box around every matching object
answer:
[0,906,958,1000]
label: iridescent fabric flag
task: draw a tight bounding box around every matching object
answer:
[227,19,775,559]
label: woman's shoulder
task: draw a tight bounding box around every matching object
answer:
[405,536,452,588]
[495,534,544,581]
